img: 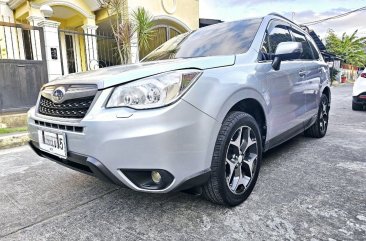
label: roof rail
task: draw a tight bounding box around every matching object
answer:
[267,12,298,26]
[299,25,310,33]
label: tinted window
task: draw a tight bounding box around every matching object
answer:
[261,23,292,60]
[307,38,320,60]
[291,30,314,60]
[142,18,263,61]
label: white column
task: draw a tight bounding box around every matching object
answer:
[37,19,62,81]
[82,24,99,71]
[0,1,11,15]
[131,31,139,64]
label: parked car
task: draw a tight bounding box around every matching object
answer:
[353,69,366,110]
[28,13,331,206]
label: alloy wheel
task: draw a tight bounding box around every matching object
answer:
[319,98,329,133]
[225,126,258,195]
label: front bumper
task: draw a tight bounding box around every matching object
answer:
[29,141,127,187]
[28,99,220,193]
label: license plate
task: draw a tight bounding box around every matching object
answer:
[38,130,67,158]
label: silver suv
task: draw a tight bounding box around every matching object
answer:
[28,14,331,206]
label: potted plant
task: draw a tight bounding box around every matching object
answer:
[341,74,347,83]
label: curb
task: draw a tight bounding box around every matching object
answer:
[0,113,27,128]
[0,133,30,150]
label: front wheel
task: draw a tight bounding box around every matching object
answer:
[202,111,262,206]
[305,94,330,138]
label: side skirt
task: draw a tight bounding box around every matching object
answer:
[264,115,316,152]
[303,114,318,131]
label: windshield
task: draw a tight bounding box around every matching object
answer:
[142,18,263,62]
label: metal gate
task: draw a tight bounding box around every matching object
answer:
[58,28,120,76]
[0,19,48,113]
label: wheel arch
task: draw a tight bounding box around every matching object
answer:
[322,86,331,104]
[226,98,268,147]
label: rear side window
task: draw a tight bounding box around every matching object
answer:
[307,38,320,60]
[290,29,314,60]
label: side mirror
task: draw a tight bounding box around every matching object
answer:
[272,42,303,71]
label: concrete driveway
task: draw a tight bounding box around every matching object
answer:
[0,84,365,241]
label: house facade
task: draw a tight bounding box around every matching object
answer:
[0,0,199,80]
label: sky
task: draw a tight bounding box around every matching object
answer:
[199,0,366,40]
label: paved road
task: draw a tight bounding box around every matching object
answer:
[0,84,365,241]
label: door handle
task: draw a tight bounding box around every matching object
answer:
[299,70,306,77]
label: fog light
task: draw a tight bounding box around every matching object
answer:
[151,171,162,184]
[122,169,174,190]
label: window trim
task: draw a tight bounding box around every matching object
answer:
[258,19,324,63]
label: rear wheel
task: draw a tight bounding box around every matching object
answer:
[352,101,363,111]
[202,111,262,206]
[305,94,329,138]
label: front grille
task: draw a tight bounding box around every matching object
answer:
[38,96,94,119]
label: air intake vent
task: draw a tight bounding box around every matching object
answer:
[34,120,84,133]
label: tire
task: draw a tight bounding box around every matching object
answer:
[202,111,262,206]
[305,94,330,138]
[352,101,363,111]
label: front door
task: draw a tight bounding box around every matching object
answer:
[267,61,306,138]
[261,20,307,139]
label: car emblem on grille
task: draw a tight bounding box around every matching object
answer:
[52,86,66,103]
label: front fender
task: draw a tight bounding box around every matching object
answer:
[182,66,268,124]
[212,88,268,124]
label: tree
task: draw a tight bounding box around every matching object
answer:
[325,29,366,67]
[97,0,155,64]
[132,7,155,61]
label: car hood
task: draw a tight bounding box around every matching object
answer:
[46,56,235,89]
[353,77,366,96]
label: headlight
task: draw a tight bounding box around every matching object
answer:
[106,70,202,109]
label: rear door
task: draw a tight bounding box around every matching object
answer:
[306,37,328,118]
[260,21,307,139]
[290,28,324,120]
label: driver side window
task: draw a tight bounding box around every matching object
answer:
[261,23,292,61]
